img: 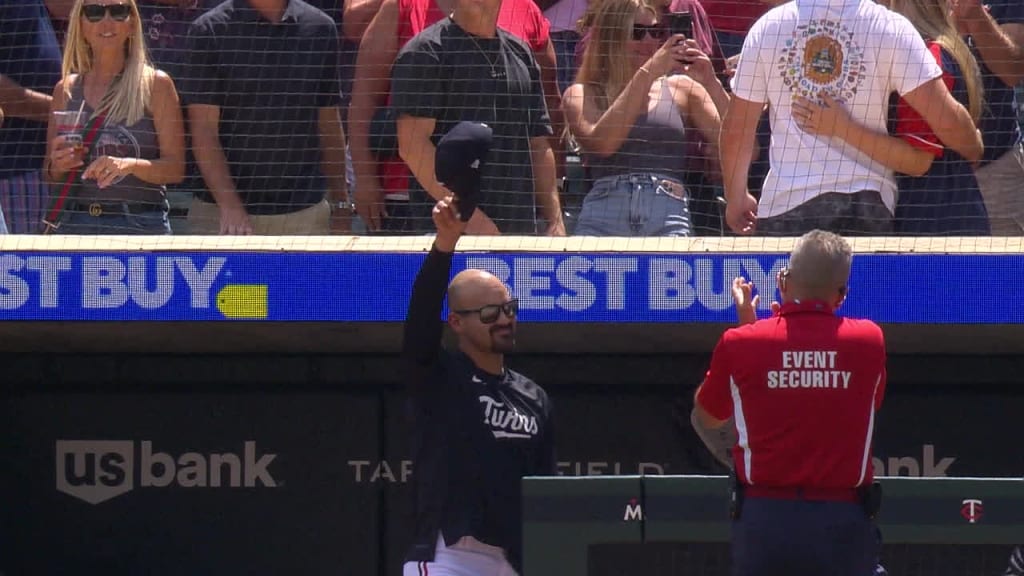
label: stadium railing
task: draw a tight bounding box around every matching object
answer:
[523,475,1024,576]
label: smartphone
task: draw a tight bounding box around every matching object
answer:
[667,11,693,40]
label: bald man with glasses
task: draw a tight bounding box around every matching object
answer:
[400,193,555,576]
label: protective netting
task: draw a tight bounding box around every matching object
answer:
[0,0,1021,247]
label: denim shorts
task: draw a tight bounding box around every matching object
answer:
[573,173,692,237]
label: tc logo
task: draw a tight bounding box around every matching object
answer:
[623,498,643,521]
[56,440,134,505]
[960,499,984,524]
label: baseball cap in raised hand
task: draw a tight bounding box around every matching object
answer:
[434,121,492,222]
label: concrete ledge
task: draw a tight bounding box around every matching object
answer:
[1,235,1022,253]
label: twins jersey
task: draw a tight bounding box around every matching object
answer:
[401,247,555,573]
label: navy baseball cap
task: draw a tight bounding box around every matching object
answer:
[435,121,492,221]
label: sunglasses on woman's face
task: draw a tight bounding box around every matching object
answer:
[81,3,132,22]
[632,23,668,41]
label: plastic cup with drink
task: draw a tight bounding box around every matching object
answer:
[53,105,86,158]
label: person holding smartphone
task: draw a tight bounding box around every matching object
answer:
[564,0,727,236]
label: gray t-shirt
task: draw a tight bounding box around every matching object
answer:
[65,75,166,204]
[587,80,689,183]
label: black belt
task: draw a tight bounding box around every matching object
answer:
[743,485,859,502]
[68,201,165,217]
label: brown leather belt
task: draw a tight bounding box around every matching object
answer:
[601,173,688,201]
[68,201,165,217]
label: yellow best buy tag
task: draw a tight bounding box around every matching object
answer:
[216,284,268,319]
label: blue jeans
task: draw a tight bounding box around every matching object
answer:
[551,30,580,96]
[56,201,172,235]
[574,173,692,236]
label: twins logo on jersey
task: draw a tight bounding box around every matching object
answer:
[479,395,539,440]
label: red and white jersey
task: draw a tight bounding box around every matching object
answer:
[696,300,887,489]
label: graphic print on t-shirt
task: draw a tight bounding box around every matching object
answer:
[779,19,866,104]
[90,126,141,186]
[479,393,539,440]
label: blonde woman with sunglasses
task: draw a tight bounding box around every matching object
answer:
[44,0,184,234]
[564,0,726,237]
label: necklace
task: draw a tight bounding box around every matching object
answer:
[454,15,506,79]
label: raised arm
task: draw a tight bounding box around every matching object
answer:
[955,0,1024,87]
[564,34,686,157]
[402,197,467,379]
[792,94,934,177]
[671,74,723,182]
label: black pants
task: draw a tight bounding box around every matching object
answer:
[732,498,877,576]
[757,190,894,236]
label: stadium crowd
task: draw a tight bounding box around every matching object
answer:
[1,1,1023,574]
[0,0,1021,237]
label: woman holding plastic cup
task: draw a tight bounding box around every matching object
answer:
[43,0,184,234]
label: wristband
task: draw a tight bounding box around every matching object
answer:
[331,200,355,213]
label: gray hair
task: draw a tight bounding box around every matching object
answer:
[787,230,852,299]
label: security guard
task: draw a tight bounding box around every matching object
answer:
[693,230,886,576]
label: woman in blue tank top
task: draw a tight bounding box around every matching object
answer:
[564,0,729,236]
[43,0,185,234]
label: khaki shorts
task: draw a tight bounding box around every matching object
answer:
[975,143,1024,236]
[186,197,330,235]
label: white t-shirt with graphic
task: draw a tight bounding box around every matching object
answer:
[731,0,942,218]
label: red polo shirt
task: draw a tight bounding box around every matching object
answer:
[696,301,886,489]
[699,0,771,35]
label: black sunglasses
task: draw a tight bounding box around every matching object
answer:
[454,299,519,324]
[632,23,668,41]
[81,3,132,22]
